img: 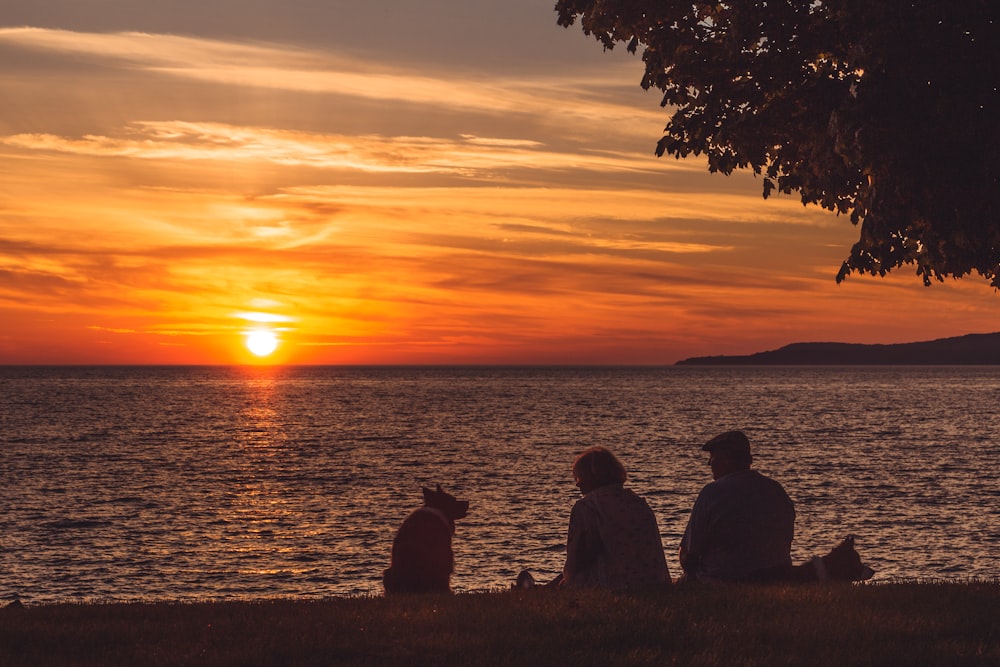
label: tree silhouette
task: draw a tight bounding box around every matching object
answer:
[556,1,999,286]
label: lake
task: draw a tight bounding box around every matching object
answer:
[2,365,998,603]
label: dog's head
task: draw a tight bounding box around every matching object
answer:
[422,484,469,522]
[823,535,875,582]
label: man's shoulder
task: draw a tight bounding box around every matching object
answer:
[703,470,787,494]
[694,476,734,501]
[748,469,790,490]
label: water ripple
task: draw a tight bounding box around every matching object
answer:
[2,365,999,602]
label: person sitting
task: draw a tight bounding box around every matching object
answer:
[559,446,671,589]
[679,430,796,582]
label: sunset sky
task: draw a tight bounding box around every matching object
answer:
[2,0,997,365]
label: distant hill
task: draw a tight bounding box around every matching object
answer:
[676,332,1000,365]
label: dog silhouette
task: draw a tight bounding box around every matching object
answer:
[790,535,875,582]
[383,484,469,594]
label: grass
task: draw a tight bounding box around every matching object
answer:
[1,582,998,666]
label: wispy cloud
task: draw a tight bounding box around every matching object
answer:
[0,121,694,178]
[0,28,661,129]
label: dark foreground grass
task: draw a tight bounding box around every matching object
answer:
[2,582,998,666]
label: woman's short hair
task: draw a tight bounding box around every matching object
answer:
[572,446,627,489]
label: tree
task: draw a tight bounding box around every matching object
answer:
[555,1,1000,286]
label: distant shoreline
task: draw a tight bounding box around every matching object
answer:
[676,331,1000,365]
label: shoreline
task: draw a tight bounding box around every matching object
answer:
[3,582,998,666]
[7,576,999,608]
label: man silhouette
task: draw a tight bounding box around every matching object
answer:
[679,430,795,582]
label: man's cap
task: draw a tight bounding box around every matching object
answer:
[701,430,751,455]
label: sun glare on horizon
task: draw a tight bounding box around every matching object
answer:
[245,329,279,357]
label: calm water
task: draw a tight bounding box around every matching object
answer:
[1,365,998,603]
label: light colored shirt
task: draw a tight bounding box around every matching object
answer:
[562,483,671,589]
[680,469,795,581]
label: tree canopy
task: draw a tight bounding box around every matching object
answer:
[555,1,1000,286]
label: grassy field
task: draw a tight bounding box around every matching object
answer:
[1,582,997,666]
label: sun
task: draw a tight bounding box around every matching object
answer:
[245,329,279,357]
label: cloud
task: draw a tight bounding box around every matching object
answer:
[0,28,662,131]
[1,121,689,178]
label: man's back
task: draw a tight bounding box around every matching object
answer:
[680,469,795,581]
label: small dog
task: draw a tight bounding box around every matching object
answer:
[383,484,469,594]
[790,535,876,582]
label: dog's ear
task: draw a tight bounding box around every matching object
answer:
[422,486,433,503]
[436,483,444,494]
[845,535,856,548]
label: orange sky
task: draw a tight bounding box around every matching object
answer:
[1,3,997,365]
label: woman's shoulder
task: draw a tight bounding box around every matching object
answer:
[586,483,653,507]
[587,483,627,497]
